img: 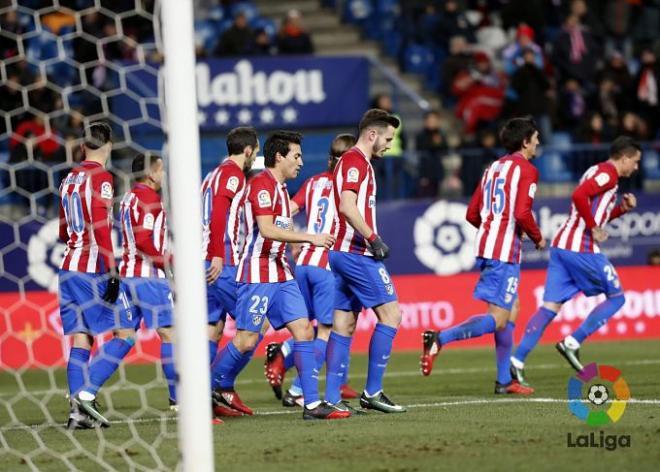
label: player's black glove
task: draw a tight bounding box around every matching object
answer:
[369,235,390,261]
[102,269,121,304]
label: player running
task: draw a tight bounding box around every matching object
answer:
[420,117,545,395]
[264,134,360,407]
[324,109,406,415]
[211,130,349,420]
[119,153,177,411]
[511,136,641,381]
[202,126,261,416]
[59,122,134,429]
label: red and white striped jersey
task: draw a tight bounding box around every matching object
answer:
[59,160,115,273]
[466,152,542,263]
[331,148,377,256]
[237,169,294,283]
[553,162,621,253]
[119,184,169,278]
[292,171,334,270]
[201,159,246,266]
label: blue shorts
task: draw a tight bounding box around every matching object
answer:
[206,263,239,325]
[295,265,335,326]
[122,277,173,329]
[473,258,520,311]
[543,248,623,303]
[58,270,133,335]
[328,251,398,313]
[235,280,308,333]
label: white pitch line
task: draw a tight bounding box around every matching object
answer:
[1,398,659,432]
[1,357,658,398]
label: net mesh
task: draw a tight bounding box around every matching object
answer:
[0,1,183,470]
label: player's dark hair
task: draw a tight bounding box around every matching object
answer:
[358,108,400,135]
[330,134,356,160]
[226,126,258,156]
[131,153,161,181]
[263,130,302,168]
[82,121,112,150]
[610,136,641,160]
[499,116,538,153]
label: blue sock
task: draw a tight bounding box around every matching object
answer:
[210,341,243,390]
[208,340,218,366]
[324,332,351,404]
[67,347,90,396]
[439,314,496,346]
[293,340,319,407]
[282,338,296,371]
[291,337,327,394]
[495,321,514,385]
[221,334,264,389]
[86,338,134,395]
[572,295,625,343]
[341,355,351,385]
[161,343,177,402]
[365,323,397,396]
[514,307,556,363]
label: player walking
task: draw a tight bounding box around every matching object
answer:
[420,117,545,395]
[59,122,134,429]
[211,130,349,420]
[202,127,260,416]
[324,109,406,415]
[511,136,641,381]
[119,153,177,410]
[264,134,359,406]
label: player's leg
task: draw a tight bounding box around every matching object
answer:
[558,253,626,370]
[493,299,533,395]
[157,326,177,409]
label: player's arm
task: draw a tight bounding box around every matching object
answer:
[290,178,309,217]
[338,190,389,259]
[92,174,120,303]
[571,168,619,241]
[58,196,68,242]
[608,193,636,221]
[256,215,334,247]
[465,173,485,228]
[133,202,169,270]
[513,166,544,248]
[206,173,240,283]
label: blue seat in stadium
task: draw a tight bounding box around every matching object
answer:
[229,2,259,23]
[195,19,221,54]
[642,149,660,179]
[403,43,434,75]
[343,0,373,25]
[382,29,402,57]
[251,17,277,40]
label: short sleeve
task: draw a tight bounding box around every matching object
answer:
[340,155,368,193]
[292,178,311,209]
[249,177,275,217]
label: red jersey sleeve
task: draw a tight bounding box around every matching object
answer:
[292,177,311,210]
[249,176,276,217]
[608,204,626,222]
[513,163,542,244]
[466,171,486,228]
[207,169,243,259]
[339,155,368,194]
[572,166,618,230]
[91,171,116,271]
[133,195,167,270]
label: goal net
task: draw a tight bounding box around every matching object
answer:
[0,1,210,469]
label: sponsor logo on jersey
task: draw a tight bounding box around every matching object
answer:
[143,213,155,230]
[101,182,113,199]
[347,167,359,183]
[257,190,272,208]
[227,176,239,193]
[274,216,292,230]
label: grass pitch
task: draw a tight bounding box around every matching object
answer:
[1,340,659,471]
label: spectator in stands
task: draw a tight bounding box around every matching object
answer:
[433,0,475,51]
[501,24,543,77]
[634,48,659,137]
[276,9,314,55]
[500,0,546,40]
[415,110,447,198]
[441,35,472,102]
[648,249,660,267]
[214,11,255,56]
[10,115,60,160]
[0,10,23,59]
[460,128,497,197]
[0,71,23,138]
[254,28,275,55]
[27,75,60,115]
[510,47,552,139]
[557,78,587,131]
[552,10,600,87]
[9,131,50,215]
[618,111,649,141]
[577,111,614,144]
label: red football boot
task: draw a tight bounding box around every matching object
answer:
[264,342,286,400]
[213,388,254,415]
[494,380,535,395]
[213,403,243,417]
[420,330,441,376]
[340,383,359,400]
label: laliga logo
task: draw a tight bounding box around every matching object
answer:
[567,362,630,426]
[413,201,476,275]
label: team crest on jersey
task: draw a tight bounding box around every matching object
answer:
[143,213,155,230]
[347,167,359,183]
[252,314,263,326]
[528,183,537,198]
[227,176,239,193]
[101,182,113,199]
[595,172,610,187]
[257,190,272,208]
